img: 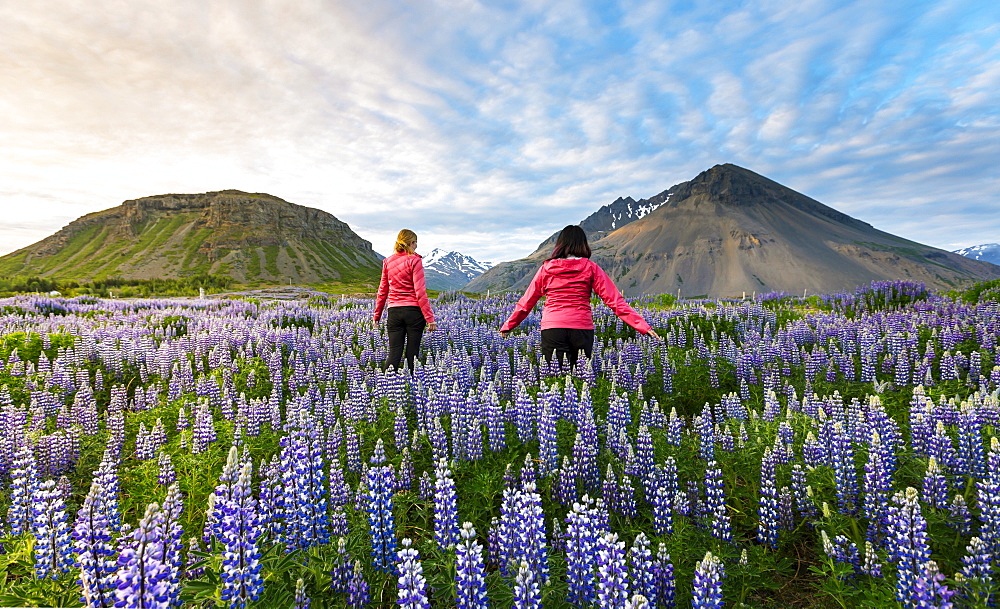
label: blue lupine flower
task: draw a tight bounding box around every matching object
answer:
[960,535,992,603]
[653,543,675,608]
[863,432,891,543]
[74,479,118,607]
[219,461,264,609]
[597,532,629,609]
[948,493,972,536]
[908,560,955,609]
[513,560,541,609]
[704,461,731,542]
[921,457,949,510]
[497,480,548,584]
[397,538,430,609]
[565,495,601,606]
[434,458,459,549]
[7,442,39,536]
[758,448,780,549]
[862,541,882,578]
[888,487,931,605]
[114,502,172,609]
[157,451,176,486]
[455,522,489,609]
[347,560,370,608]
[294,578,310,609]
[32,479,73,579]
[366,439,397,573]
[692,551,725,609]
[627,533,654,605]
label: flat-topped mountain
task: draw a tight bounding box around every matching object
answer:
[466,164,1000,297]
[0,190,382,284]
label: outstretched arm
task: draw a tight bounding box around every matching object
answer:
[590,262,653,334]
[499,266,546,334]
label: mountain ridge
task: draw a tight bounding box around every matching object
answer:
[466,164,1000,296]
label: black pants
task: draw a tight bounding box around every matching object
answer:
[540,328,595,368]
[386,306,426,371]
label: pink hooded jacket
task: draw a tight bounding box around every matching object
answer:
[500,258,652,334]
[373,253,435,324]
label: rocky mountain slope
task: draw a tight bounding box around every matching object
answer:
[954,243,1000,266]
[422,249,492,291]
[0,190,382,284]
[466,164,1000,297]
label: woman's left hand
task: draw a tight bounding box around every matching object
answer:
[427,321,438,332]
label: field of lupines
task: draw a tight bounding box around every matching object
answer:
[1,279,999,608]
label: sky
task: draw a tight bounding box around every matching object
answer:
[2,0,999,264]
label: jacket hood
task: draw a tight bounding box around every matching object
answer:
[543,257,591,276]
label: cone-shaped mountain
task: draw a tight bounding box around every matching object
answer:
[465,164,1000,297]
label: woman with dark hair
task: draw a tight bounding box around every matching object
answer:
[374,229,437,371]
[500,225,660,367]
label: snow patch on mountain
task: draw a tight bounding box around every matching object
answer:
[953,243,1000,265]
[423,249,493,290]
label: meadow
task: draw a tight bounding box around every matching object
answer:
[1,279,999,608]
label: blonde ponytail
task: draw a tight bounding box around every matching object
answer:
[394,229,418,254]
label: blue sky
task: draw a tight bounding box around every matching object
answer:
[2,0,998,263]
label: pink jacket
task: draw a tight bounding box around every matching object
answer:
[500,258,652,334]
[373,253,435,323]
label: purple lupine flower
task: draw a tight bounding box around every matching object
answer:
[158,483,185,607]
[888,487,931,605]
[758,447,780,549]
[74,479,118,607]
[653,543,675,608]
[908,560,955,608]
[366,439,397,573]
[627,533,654,605]
[513,560,541,609]
[32,479,73,579]
[455,522,489,609]
[114,502,172,609]
[397,538,430,609]
[691,551,725,609]
[219,461,264,609]
[347,560,370,608]
[704,460,731,542]
[434,458,459,549]
[565,496,601,606]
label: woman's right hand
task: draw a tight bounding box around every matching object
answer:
[648,330,663,340]
[427,321,438,332]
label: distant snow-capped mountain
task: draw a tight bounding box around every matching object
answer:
[954,243,1000,266]
[423,249,492,290]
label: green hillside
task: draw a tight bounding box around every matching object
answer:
[0,191,382,286]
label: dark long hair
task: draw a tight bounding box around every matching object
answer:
[549,225,591,260]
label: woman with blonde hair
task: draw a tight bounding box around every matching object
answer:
[373,229,437,371]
